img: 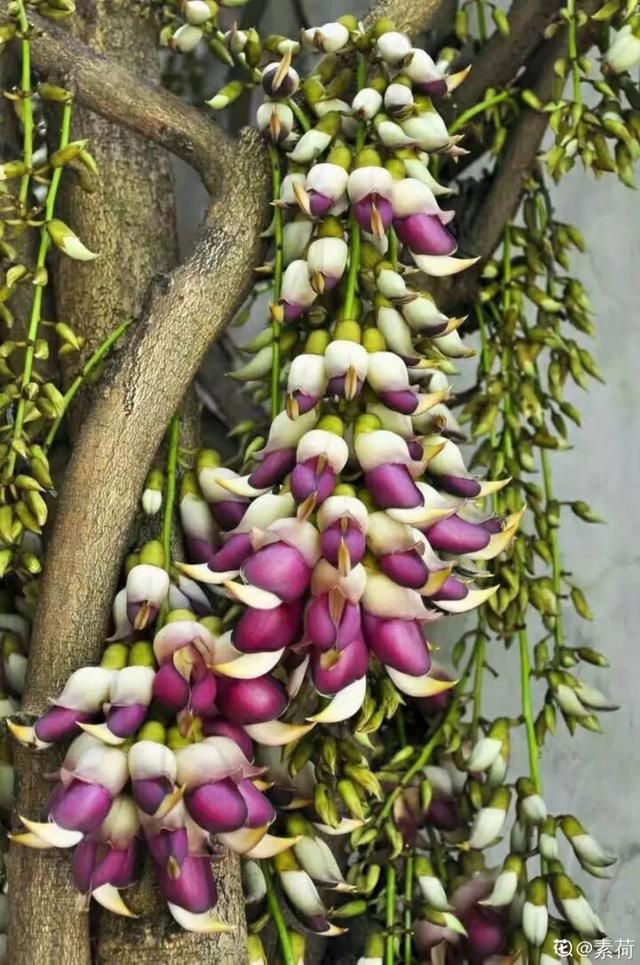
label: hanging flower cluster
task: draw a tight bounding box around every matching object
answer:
[8,13,521,941]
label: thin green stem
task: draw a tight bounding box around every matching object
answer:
[262,861,296,965]
[566,0,581,105]
[44,318,133,450]
[471,631,486,739]
[540,448,565,665]
[476,0,488,42]
[403,854,415,965]
[16,0,33,208]
[287,98,311,132]
[4,100,72,482]
[161,414,180,574]
[449,90,511,134]
[519,629,542,792]
[268,143,283,418]
[384,864,397,965]
[342,54,367,324]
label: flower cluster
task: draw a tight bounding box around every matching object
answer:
[9,13,520,942]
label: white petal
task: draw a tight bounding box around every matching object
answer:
[214,647,285,679]
[386,666,456,699]
[244,720,315,746]
[92,884,137,918]
[412,253,480,277]
[19,818,83,848]
[308,676,366,722]
[168,904,234,933]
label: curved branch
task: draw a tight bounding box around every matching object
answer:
[0,2,233,191]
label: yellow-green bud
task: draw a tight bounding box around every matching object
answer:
[100,643,129,670]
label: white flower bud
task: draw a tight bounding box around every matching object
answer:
[467,737,503,772]
[402,112,451,151]
[403,157,455,195]
[480,868,519,907]
[523,900,548,946]
[301,22,350,54]
[376,31,412,65]
[605,25,640,74]
[256,101,294,143]
[283,219,313,265]
[417,873,450,911]
[377,119,414,148]
[384,83,414,116]
[469,788,510,849]
[347,166,393,204]
[306,162,349,202]
[281,259,317,309]
[278,868,326,916]
[142,487,162,515]
[287,129,332,163]
[171,24,203,53]
[405,48,444,87]
[184,1,213,25]
[47,219,98,261]
[307,237,348,288]
[352,87,383,121]
[376,267,409,300]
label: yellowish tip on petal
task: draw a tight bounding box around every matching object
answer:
[386,666,458,699]
[244,720,315,746]
[92,884,138,918]
[78,721,125,746]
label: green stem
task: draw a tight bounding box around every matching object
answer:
[4,99,72,482]
[161,414,180,574]
[566,0,581,105]
[471,631,486,739]
[540,448,565,664]
[519,629,542,792]
[287,98,312,131]
[476,0,488,42]
[449,90,511,134]
[384,864,397,965]
[44,318,133,450]
[342,54,367,324]
[268,143,283,419]
[262,861,296,965]
[403,854,415,965]
[16,0,33,209]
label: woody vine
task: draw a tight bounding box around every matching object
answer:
[0,0,637,963]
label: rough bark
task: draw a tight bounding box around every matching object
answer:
[0,0,233,193]
[7,4,255,964]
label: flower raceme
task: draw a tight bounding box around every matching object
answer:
[9,15,522,938]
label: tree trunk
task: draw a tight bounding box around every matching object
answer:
[8,3,248,963]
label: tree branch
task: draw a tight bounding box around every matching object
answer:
[0,2,233,191]
[453,0,564,112]
[363,0,450,33]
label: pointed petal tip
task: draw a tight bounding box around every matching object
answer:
[77,721,125,746]
[19,817,83,848]
[244,720,315,746]
[92,884,138,918]
[6,719,49,749]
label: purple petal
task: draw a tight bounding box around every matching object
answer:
[362,611,431,676]
[419,78,448,97]
[426,796,461,832]
[210,533,253,572]
[242,542,311,603]
[327,374,363,398]
[352,196,393,234]
[431,576,469,602]
[292,390,320,414]
[309,191,334,217]
[51,779,112,834]
[290,458,336,505]
[152,661,190,712]
[107,703,147,738]
[211,500,249,530]
[365,464,423,509]
[378,389,419,414]
[34,706,93,744]
[238,779,275,828]
[320,521,366,568]
[311,634,369,695]
[202,718,254,761]
[157,853,218,914]
[305,595,361,651]
[249,448,296,489]
[72,839,99,892]
[394,213,456,256]
[185,537,216,564]
[425,515,490,554]
[186,778,248,833]
[215,676,287,725]
[133,776,173,815]
[379,549,428,589]
[147,826,188,870]
[463,908,507,964]
[233,600,303,653]
[190,672,218,717]
[431,473,482,498]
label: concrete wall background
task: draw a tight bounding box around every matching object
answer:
[175,2,640,939]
